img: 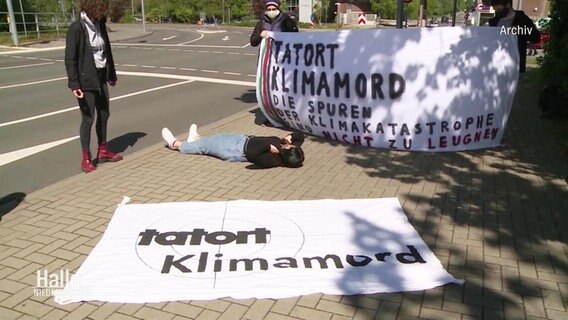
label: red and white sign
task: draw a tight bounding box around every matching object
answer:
[358,13,366,25]
[477,0,484,10]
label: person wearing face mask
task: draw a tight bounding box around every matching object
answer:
[250,0,299,47]
[488,0,540,73]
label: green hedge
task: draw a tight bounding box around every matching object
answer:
[540,0,568,95]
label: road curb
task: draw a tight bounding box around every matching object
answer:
[28,106,259,199]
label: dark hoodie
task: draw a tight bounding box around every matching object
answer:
[489,10,540,73]
[250,12,299,47]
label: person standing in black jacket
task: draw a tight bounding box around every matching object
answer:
[250,0,299,47]
[65,0,123,173]
[161,124,305,169]
[488,0,540,73]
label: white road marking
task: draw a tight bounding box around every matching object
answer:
[177,33,204,45]
[0,136,79,167]
[223,72,241,75]
[180,67,196,71]
[115,42,245,49]
[0,62,54,70]
[162,35,177,41]
[121,64,138,67]
[0,76,67,90]
[0,79,194,128]
[201,70,218,73]
[160,66,176,70]
[141,65,156,68]
[0,46,65,55]
[116,71,256,87]
[196,29,227,34]
[222,36,230,41]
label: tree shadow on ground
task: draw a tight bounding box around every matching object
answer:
[0,192,26,223]
[333,66,567,318]
[256,28,567,318]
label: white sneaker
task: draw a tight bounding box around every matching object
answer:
[187,124,200,142]
[161,127,176,149]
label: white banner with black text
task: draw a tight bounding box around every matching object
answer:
[54,198,463,304]
[256,27,519,151]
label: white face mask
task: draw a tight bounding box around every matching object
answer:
[265,10,280,20]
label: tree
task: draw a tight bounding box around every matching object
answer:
[372,0,397,19]
[541,0,568,96]
[109,0,128,22]
[371,0,420,20]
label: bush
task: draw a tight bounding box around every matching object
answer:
[541,0,568,97]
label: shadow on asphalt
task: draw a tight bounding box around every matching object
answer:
[0,192,26,222]
[107,132,147,154]
[236,89,257,104]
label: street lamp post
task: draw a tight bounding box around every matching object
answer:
[6,0,19,46]
[451,0,457,26]
[335,2,340,30]
[18,0,27,36]
[396,0,404,29]
[141,0,146,32]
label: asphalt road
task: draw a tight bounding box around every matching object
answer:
[0,25,260,197]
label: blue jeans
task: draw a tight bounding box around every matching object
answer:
[179,134,248,162]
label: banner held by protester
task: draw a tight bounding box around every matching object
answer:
[256,27,519,151]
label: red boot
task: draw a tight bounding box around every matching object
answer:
[97,143,123,163]
[81,150,96,173]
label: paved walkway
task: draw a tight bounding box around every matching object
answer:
[1,26,567,320]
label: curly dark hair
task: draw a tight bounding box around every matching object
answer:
[78,0,109,22]
[251,0,264,18]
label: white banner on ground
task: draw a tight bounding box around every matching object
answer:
[55,198,463,304]
[256,27,519,151]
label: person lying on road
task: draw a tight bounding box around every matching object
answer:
[161,124,305,169]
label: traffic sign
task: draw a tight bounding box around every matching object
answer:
[358,13,367,25]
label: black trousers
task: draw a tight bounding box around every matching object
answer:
[78,70,110,151]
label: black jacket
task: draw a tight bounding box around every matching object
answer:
[245,132,305,168]
[250,13,299,47]
[489,10,540,73]
[65,18,117,91]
